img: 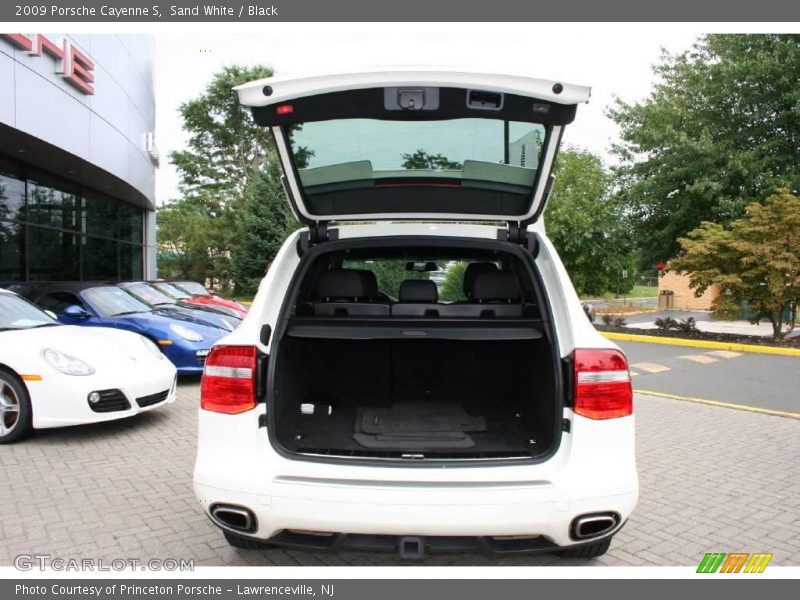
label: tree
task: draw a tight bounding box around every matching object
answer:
[669,189,800,339]
[231,162,298,295]
[160,64,299,291]
[544,148,635,297]
[170,65,275,208]
[401,150,463,170]
[609,34,800,266]
[156,199,233,283]
[440,262,468,302]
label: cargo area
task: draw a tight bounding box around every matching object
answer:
[266,242,563,462]
[272,336,558,460]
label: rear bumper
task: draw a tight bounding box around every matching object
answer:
[195,479,637,549]
[228,526,626,556]
[194,409,638,550]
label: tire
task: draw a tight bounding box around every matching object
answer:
[223,530,269,550]
[0,369,33,444]
[558,538,611,559]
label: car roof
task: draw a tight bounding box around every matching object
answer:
[14,281,117,297]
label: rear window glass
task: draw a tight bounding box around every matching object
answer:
[289,118,545,194]
[341,259,500,302]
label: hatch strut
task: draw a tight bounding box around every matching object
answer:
[309,222,331,244]
[498,222,538,256]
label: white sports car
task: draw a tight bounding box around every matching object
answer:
[0,288,178,443]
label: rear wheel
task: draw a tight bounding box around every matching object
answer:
[0,369,33,444]
[223,530,270,550]
[558,538,611,559]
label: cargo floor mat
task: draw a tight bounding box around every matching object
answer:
[353,403,487,449]
[358,403,487,434]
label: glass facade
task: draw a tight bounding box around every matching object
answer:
[0,155,146,283]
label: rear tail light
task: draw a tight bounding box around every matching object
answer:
[201,346,257,414]
[573,348,633,419]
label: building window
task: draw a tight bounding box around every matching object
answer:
[0,221,25,282]
[119,201,144,244]
[83,236,119,280]
[27,228,80,281]
[0,161,26,224]
[0,154,147,282]
[27,172,81,231]
[119,242,144,281]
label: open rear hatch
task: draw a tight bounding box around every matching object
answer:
[235,71,590,464]
[235,70,591,226]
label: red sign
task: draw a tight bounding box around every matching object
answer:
[1,34,95,95]
[655,262,666,271]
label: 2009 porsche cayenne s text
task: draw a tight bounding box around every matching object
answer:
[193,71,638,559]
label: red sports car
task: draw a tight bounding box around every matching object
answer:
[150,281,248,319]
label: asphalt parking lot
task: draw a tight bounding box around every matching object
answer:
[1,369,799,567]
[618,340,800,415]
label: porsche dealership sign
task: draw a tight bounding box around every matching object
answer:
[1,33,95,95]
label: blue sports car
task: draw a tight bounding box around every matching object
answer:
[22,282,226,374]
[116,281,241,333]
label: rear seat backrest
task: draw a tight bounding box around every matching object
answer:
[392,279,440,317]
[471,271,521,303]
[462,262,499,300]
[398,280,437,303]
[312,269,389,317]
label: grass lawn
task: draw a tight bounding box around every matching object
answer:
[229,295,255,306]
[581,285,659,301]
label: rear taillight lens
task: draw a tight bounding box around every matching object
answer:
[201,346,257,414]
[573,348,633,419]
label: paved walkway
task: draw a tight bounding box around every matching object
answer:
[0,384,798,567]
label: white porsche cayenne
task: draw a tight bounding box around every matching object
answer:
[193,71,638,559]
[0,288,177,443]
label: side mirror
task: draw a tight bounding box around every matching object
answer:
[63,305,91,319]
[208,290,219,297]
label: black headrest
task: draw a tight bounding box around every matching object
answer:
[463,262,499,298]
[471,271,521,303]
[317,269,368,300]
[359,270,379,300]
[399,280,438,303]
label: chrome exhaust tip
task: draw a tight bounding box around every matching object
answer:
[570,512,620,540]
[210,504,257,533]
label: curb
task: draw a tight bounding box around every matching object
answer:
[600,331,800,357]
[636,389,800,420]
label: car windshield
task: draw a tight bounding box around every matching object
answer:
[0,293,58,330]
[289,118,545,195]
[175,281,209,296]
[82,287,151,317]
[122,283,176,306]
[152,282,192,299]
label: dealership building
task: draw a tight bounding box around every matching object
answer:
[0,33,157,284]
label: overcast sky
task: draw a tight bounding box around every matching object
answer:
[154,24,704,205]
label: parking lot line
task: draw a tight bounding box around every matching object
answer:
[636,389,800,420]
[705,350,742,359]
[679,354,718,364]
[630,362,671,374]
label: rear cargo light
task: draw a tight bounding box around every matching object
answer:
[201,346,257,414]
[573,348,633,419]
